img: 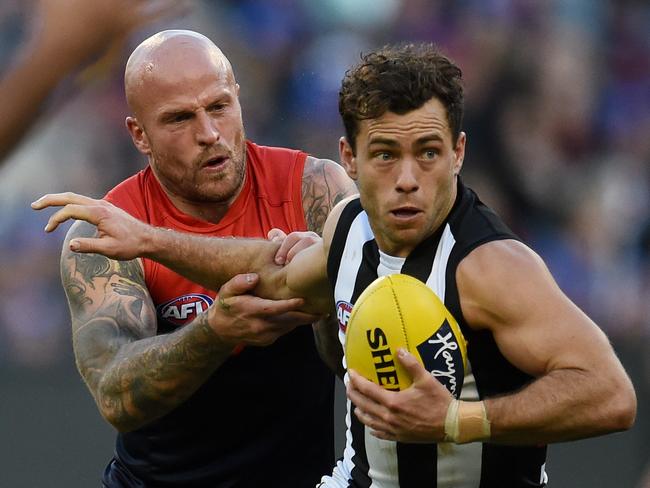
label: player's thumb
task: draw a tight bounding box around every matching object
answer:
[219,273,259,299]
[396,348,428,383]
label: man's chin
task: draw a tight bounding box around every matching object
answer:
[199,179,244,204]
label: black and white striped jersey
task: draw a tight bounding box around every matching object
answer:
[322,180,548,488]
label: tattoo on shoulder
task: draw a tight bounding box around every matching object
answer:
[302,157,357,234]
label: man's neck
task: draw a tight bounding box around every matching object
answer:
[168,196,234,224]
[159,176,246,225]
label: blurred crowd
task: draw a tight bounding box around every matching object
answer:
[0,0,648,373]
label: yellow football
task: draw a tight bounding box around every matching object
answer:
[344,274,467,397]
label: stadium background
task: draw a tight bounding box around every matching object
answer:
[0,1,647,486]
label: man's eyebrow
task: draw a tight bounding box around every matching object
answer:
[367,133,445,147]
[415,134,444,144]
[158,108,193,121]
[367,137,399,147]
[157,91,233,119]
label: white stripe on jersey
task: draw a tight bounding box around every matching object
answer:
[335,211,374,368]
[426,223,456,300]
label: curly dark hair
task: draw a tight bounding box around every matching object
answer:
[339,43,464,153]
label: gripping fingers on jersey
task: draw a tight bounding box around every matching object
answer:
[286,232,319,263]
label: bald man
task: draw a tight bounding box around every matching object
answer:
[60,30,356,487]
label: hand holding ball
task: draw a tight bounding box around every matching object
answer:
[345,274,467,396]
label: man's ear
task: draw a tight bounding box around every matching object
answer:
[453,131,466,176]
[126,117,151,155]
[339,137,358,180]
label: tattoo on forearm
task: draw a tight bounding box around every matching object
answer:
[63,222,230,428]
[80,310,226,428]
[302,157,357,234]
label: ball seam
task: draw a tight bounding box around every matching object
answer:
[389,277,410,353]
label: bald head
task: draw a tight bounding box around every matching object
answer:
[125,30,235,118]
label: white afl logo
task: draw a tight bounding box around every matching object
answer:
[158,294,214,327]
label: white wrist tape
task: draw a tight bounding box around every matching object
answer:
[444,399,491,444]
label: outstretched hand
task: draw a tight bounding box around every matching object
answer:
[346,348,453,443]
[32,192,152,260]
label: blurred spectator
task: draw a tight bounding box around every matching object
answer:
[0,0,185,162]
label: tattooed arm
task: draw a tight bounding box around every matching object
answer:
[301,156,358,235]
[64,220,309,432]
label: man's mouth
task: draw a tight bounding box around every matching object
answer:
[203,156,229,168]
[390,207,422,218]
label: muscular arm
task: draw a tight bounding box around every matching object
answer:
[458,240,637,444]
[64,220,238,432]
[34,192,338,317]
[34,157,356,312]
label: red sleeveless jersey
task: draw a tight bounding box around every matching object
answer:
[105,140,308,326]
[101,141,335,486]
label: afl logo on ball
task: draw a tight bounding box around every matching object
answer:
[157,294,214,327]
[336,301,353,332]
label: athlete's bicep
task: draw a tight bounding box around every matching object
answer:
[62,220,157,395]
[458,240,614,377]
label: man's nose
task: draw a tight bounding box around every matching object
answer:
[195,111,219,146]
[395,159,419,193]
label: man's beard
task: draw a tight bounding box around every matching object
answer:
[192,135,247,203]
